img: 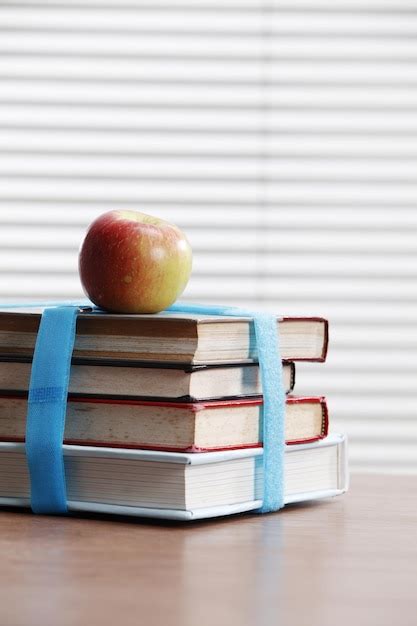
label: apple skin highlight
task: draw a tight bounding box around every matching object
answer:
[78,210,193,314]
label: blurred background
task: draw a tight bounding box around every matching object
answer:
[0,0,416,473]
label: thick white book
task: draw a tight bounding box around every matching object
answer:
[0,434,348,521]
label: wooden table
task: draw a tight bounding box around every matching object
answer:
[0,474,415,626]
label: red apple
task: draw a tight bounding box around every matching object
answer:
[78,210,192,313]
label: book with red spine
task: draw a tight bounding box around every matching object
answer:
[0,309,328,363]
[0,393,328,452]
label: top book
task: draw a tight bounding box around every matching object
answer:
[0,309,328,364]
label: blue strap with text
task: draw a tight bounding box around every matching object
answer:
[25,306,80,514]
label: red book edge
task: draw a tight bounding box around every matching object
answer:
[0,392,324,411]
[0,395,329,450]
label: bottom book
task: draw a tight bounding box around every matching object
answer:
[0,434,348,521]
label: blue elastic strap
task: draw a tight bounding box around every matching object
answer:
[168,303,285,513]
[19,300,285,515]
[25,306,80,514]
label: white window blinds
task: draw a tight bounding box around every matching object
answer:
[1,0,417,473]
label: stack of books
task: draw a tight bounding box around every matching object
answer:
[0,307,347,520]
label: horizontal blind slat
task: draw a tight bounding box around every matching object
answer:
[3,155,417,179]
[3,8,417,33]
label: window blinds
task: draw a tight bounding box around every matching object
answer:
[0,0,416,473]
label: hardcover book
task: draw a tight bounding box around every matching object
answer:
[0,394,328,451]
[0,357,296,401]
[0,309,328,364]
[0,434,348,520]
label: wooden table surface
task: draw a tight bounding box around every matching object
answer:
[0,474,416,626]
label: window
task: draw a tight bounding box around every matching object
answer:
[0,0,416,473]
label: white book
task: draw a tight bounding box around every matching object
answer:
[0,434,348,521]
